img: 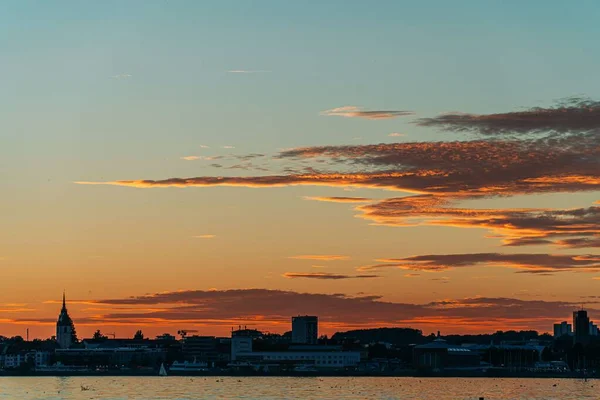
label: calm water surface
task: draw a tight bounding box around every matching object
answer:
[0,377,597,400]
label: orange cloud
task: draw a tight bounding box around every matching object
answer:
[193,234,216,239]
[75,98,600,251]
[355,195,600,249]
[283,272,379,280]
[303,196,373,203]
[359,253,600,274]
[18,289,599,335]
[288,255,350,261]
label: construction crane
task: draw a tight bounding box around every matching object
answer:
[177,329,199,339]
[106,332,116,339]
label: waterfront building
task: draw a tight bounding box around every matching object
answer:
[573,310,591,344]
[553,321,572,338]
[55,346,166,367]
[230,331,253,361]
[291,316,318,345]
[589,321,599,336]
[181,335,223,363]
[56,292,77,349]
[413,335,480,370]
[230,320,360,368]
[234,349,361,368]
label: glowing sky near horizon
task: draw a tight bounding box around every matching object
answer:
[1,0,600,339]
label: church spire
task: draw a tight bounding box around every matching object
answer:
[62,290,66,311]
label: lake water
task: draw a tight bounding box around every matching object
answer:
[0,377,597,400]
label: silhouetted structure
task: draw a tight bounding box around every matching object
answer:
[590,321,599,336]
[573,310,591,344]
[56,292,76,349]
[553,321,572,338]
[181,335,229,364]
[413,333,480,371]
[292,316,318,345]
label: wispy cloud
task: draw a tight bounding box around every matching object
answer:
[288,255,350,261]
[193,234,216,239]
[358,253,600,274]
[303,196,373,203]
[320,106,415,120]
[110,74,132,79]
[75,97,600,250]
[415,97,600,136]
[283,272,379,280]
[181,155,223,161]
[388,132,405,137]
[222,146,235,149]
[357,196,600,249]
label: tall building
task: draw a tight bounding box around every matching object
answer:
[553,321,572,338]
[573,310,591,344]
[291,315,318,344]
[590,321,599,336]
[182,336,219,362]
[56,292,76,349]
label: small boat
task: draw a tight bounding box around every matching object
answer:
[170,358,209,372]
[159,363,168,376]
[294,364,318,372]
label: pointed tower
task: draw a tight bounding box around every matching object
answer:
[56,291,77,348]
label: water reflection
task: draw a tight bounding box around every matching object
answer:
[0,377,598,400]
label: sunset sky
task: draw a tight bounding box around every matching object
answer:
[2,1,600,340]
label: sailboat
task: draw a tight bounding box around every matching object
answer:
[159,363,168,377]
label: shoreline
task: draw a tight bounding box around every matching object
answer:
[0,371,596,379]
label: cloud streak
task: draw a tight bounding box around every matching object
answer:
[75,98,600,250]
[320,106,415,120]
[288,255,350,261]
[22,288,599,333]
[416,97,600,136]
[356,196,600,248]
[358,253,600,274]
[303,196,373,203]
[283,272,379,280]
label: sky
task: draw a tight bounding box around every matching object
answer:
[1,0,600,340]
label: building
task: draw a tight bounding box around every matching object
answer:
[236,350,361,368]
[573,310,591,344]
[55,346,166,367]
[553,321,572,338]
[291,316,318,345]
[590,321,599,336]
[465,341,546,367]
[0,350,53,370]
[413,334,481,371]
[56,292,76,349]
[231,331,253,361]
[230,320,360,369]
[181,336,224,363]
